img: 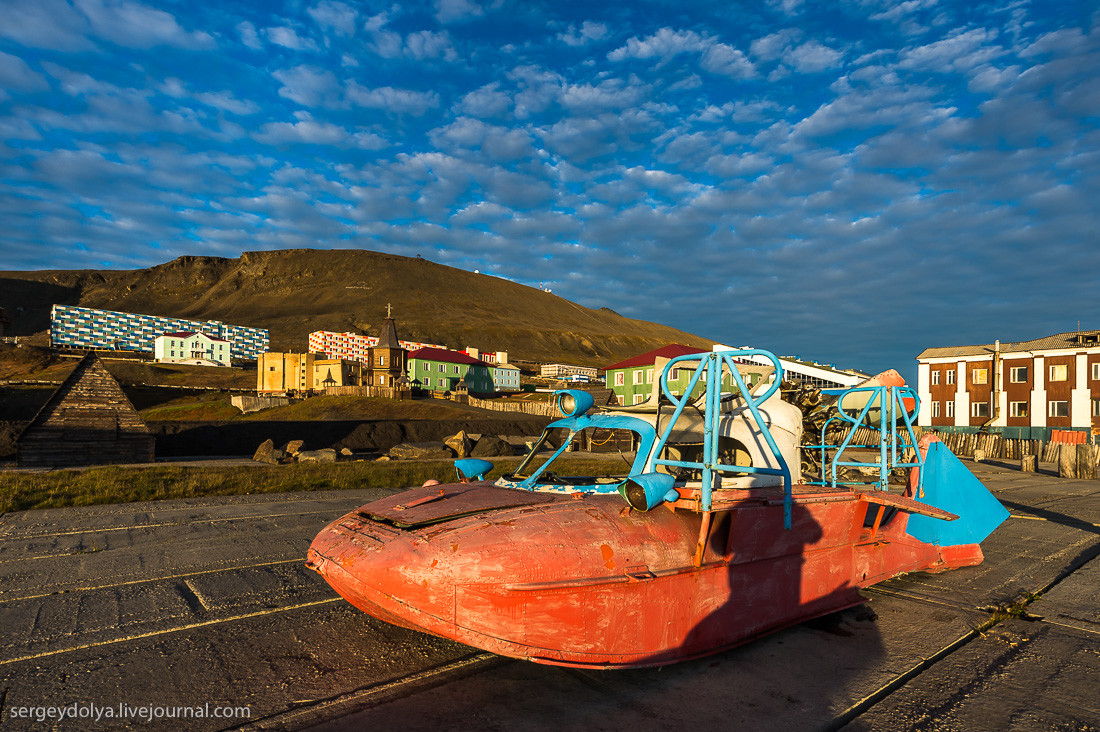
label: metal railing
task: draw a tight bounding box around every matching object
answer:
[645,350,794,528]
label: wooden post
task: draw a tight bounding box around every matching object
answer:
[1021,454,1037,472]
[1077,444,1097,480]
[1058,444,1077,479]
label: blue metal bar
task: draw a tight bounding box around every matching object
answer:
[645,349,793,528]
[829,386,924,494]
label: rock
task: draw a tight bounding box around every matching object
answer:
[444,430,472,458]
[471,435,515,457]
[339,447,354,457]
[298,448,338,464]
[388,442,455,460]
[973,448,985,462]
[252,439,277,464]
[282,440,305,456]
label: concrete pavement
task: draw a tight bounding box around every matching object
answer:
[0,460,1096,730]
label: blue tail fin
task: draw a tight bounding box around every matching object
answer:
[906,441,1009,546]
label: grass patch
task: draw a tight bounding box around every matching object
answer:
[0,454,628,513]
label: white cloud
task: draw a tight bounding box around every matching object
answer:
[899,28,1003,73]
[608,28,710,62]
[701,44,756,78]
[0,51,49,102]
[434,0,483,24]
[559,21,609,47]
[346,83,440,115]
[272,65,342,108]
[237,21,262,50]
[264,25,320,52]
[255,113,387,149]
[0,0,95,51]
[73,0,214,49]
[457,83,511,118]
[307,1,357,36]
[785,41,844,72]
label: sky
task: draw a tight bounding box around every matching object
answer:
[0,0,1097,378]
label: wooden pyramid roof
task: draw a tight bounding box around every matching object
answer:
[18,352,153,467]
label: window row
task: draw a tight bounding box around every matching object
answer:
[931,400,1081,418]
[931,362,1100,385]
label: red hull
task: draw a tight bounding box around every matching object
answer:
[307,483,982,668]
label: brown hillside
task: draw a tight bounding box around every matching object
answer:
[0,249,715,366]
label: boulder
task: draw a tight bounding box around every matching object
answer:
[298,448,338,464]
[252,439,277,464]
[282,439,305,456]
[471,435,515,457]
[339,447,354,457]
[444,430,472,458]
[388,442,455,460]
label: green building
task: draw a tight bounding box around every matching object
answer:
[605,343,747,406]
[408,347,495,394]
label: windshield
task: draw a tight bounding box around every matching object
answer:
[508,426,640,484]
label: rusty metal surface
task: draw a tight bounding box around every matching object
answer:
[308,483,985,669]
[855,490,958,521]
[358,481,565,527]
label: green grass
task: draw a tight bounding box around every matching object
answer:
[0,454,628,513]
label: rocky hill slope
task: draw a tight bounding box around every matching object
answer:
[1,249,715,366]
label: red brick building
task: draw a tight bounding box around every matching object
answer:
[916,331,1100,437]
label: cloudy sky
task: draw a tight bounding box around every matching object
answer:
[0,0,1096,376]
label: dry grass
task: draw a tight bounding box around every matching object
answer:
[0,454,627,513]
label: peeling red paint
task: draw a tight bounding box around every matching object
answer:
[307,481,987,669]
[600,543,615,570]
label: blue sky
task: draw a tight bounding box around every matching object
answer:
[0,0,1097,377]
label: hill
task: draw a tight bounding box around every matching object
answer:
[0,249,715,366]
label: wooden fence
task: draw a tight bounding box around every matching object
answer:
[466,395,558,417]
[843,425,1082,464]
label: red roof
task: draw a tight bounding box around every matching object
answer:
[408,347,489,366]
[604,344,706,371]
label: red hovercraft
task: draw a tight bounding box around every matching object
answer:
[307,349,1008,669]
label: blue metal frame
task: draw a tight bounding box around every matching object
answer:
[514,413,656,493]
[829,386,924,494]
[644,350,793,528]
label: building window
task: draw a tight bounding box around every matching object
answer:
[670,368,680,380]
[1050,364,1068,382]
[971,402,989,418]
[633,370,644,385]
[378,356,385,366]
[633,393,644,404]
[645,368,653,383]
[614,372,624,386]
[931,370,940,386]
[1009,401,1028,418]
[932,401,940,418]
[1010,366,1028,383]
[971,368,987,385]
[1093,399,1100,417]
[1049,400,1069,417]
[439,364,445,372]
[946,401,954,418]
[379,374,386,385]
[454,365,459,374]
[1093,363,1100,381]
[946,370,955,385]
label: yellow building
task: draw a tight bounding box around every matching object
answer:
[257,352,362,394]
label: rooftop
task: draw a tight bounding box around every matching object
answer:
[917,330,1100,359]
[604,344,707,371]
[408,346,490,367]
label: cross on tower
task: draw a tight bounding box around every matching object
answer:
[386,303,392,318]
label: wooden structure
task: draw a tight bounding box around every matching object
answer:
[17,352,155,467]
